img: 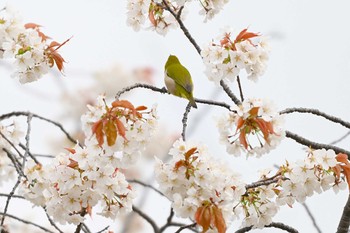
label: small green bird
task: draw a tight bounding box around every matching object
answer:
[164,55,197,108]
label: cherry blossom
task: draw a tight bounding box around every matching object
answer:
[217,98,285,157]
[202,28,269,84]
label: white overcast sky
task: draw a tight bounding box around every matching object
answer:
[1,0,350,232]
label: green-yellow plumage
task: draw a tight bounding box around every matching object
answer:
[164,55,197,108]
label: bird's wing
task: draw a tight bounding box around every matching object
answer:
[166,65,193,93]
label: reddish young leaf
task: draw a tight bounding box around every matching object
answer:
[174,160,185,171]
[236,117,245,131]
[64,147,76,154]
[135,105,147,111]
[104,120,117,146]
[234,28,260,43]
[212,206,226,233]
[24,23,41,29]
[336,153,350,189]
[148,9,157,26]
[195,205,211,233]
[112,100,137,116]
[239,130,248,149]
[68,158,78,168]
[115,118,127,140]
[249,107,259,117]
[92,120,104,146]
[255,118,270,141]
[48,51,66,72]
[49,41,61,48]
[184,147,198,160]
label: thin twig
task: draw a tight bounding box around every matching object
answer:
[245,176,286,190]
[336,194,350,233]
[74,223,82,233]
[220,80,241,105]
[44,210,64,233]
[1,180,22,226]
[95,225,110,233]
[23,114,32,169]
[159,208,175,233]
[82,223,92,233]
[18,143,40,163]
[330,130,350,145]
[285,130,350,157]
[0,212,55,233]
[280,108,350,129]
[301,203,322,233]
[162,0,202,55]
[181,103,192,141]
[0,193,24,199]
[115,83,232,111]
[174,223,197,233]
[0,131,23,158]
[194,97,231,111]
[236,75,244,102]
[132,205,159,233]
[127,179,165,197]
[235,222,299,233]
[0,112,78,146]
[2,148,25,177]
[115,83,168,99]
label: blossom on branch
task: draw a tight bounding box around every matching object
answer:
[0,6,68,84]
[202,28,269,84]
[81,95,158,168]
[126,0,178,35]
[155,139,246,232]
[19,144,135,225]
[217,98,285,157]
[0,121,23,186]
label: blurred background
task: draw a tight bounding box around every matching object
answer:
[1,0,350,232]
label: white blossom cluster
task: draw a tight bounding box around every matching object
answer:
[197,0,230,22]
[19,144,135,225]
[277,148,347,204]
[155,139,246,232]
[126,0,230,34]
[0,6,50,84]
[202,29,269,84]
[126,0,178,36]
[19,95,158,225]
[239,148,346,229]
[217,98,285,157]
[0,121,23,186]
[240,187,279,229]
[81,95,159,168]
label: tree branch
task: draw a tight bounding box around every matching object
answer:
[236,75,244,102]
[235,222,299,233]
[127,179,165,197]
[301,203,322,233]
[330,130,350,145]
[174,223,197,233]
[132,205,159,233]
[280,107,350,129]
[1,180,21,226]
[336,194,350,233]
[0,112,78,146]
[181,103,192,141]
[162,0,202,55]
[285,130,350,157]
[220,80,242,105]
[0,212,55,233]
[115,83,232,111]
[22,114,32,169]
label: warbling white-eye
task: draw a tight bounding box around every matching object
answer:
[164,55,197,108]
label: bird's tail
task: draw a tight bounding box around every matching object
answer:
[188,95,197,109]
